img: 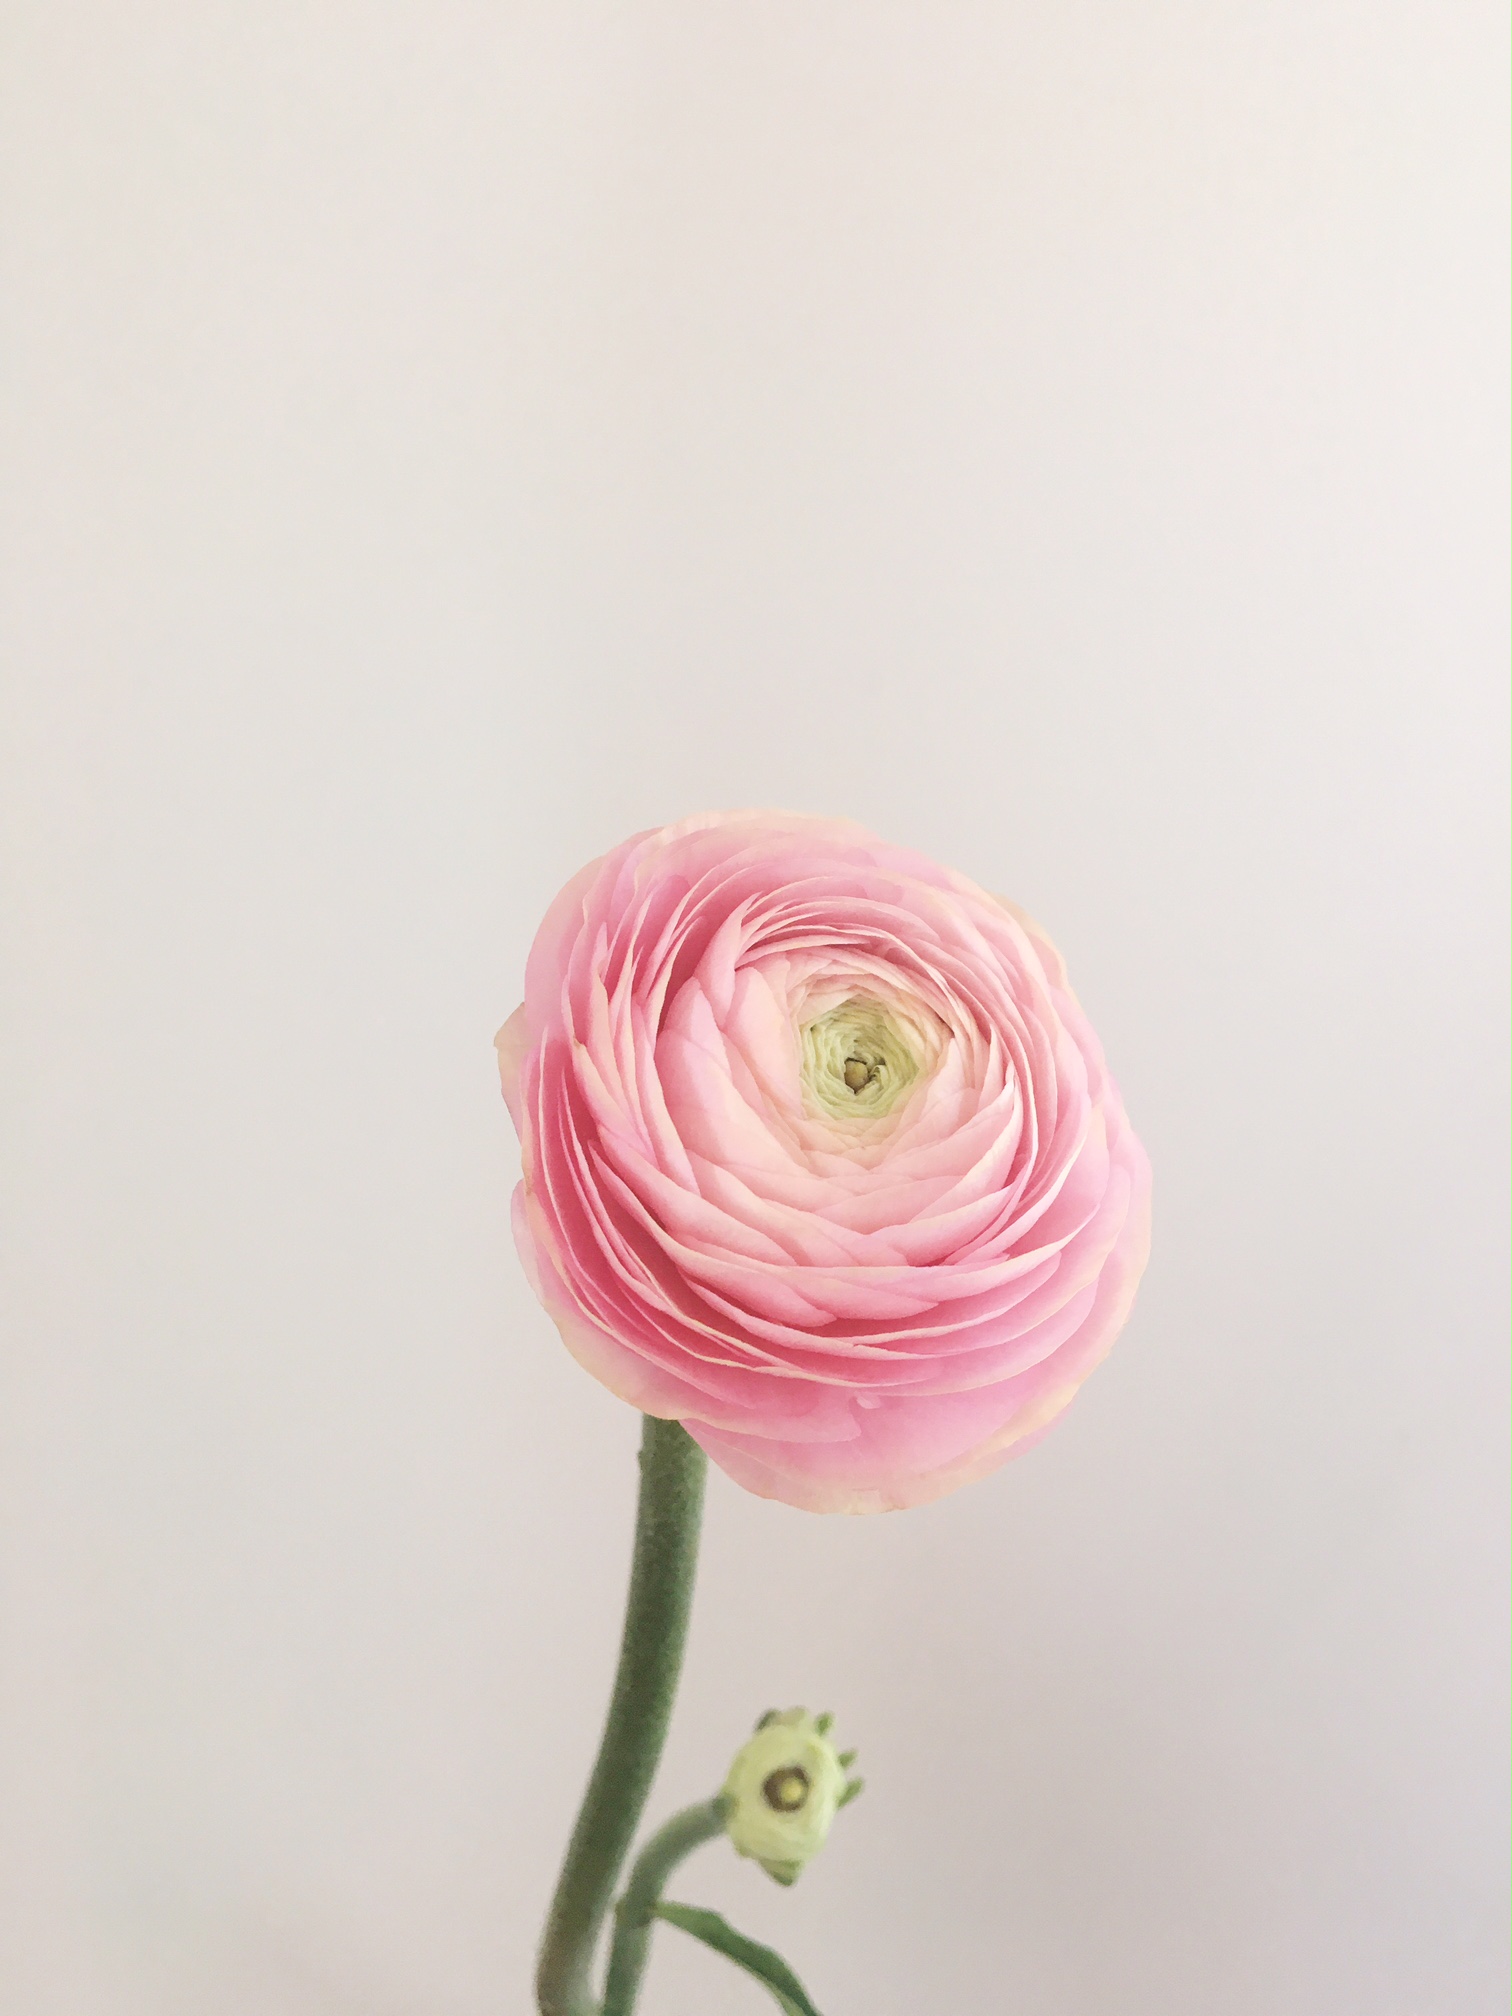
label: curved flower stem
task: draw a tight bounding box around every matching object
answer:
[535,1416,709,2016]
[600,1796,730,2016]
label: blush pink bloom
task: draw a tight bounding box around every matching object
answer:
[496,811,1151,1514]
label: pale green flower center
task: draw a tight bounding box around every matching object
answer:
[800,998,919,1120]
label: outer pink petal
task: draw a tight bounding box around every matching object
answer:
[684,1133,1153,1513]
[494,1004,530,1133]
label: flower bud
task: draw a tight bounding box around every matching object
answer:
[721,1708,860,1886]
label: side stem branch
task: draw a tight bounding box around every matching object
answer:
[600,1797,730,2016]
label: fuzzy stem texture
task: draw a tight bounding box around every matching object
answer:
[600,1797,729,2016]
[535,1416,708,2016]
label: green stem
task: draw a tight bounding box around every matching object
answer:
[600,1797,730,2016]
[535,1416,709,2016]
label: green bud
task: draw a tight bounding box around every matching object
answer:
[721,1708,854,1885]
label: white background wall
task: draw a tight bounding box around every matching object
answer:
[3,5,1507,2012]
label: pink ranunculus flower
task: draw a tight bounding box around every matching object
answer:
[496,812,1151,1514]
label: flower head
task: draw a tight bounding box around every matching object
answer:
[497,811,1151,1513]
[721,1709,857,1885]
